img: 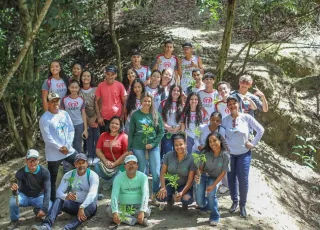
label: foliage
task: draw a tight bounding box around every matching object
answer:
[197,0,223,22]
[192,153,207,169]
[119,204,136,223]
[291,135,318,169]
[164,173,179,190]
[141,124,154,145]
[194,126,202,138]
[64,175,82,192]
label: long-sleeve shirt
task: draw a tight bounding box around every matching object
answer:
[39,110,75,161]
[16,165,51,213]
[56,169,99,208]
[111,171,149,213]
[222,113,264,155]
[128,110,164,150]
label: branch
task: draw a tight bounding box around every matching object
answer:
[0,0,53,100]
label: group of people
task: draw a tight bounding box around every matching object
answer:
[7,40,268,229]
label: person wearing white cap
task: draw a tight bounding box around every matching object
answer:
[7,149,51,230]
[107,155,150,226]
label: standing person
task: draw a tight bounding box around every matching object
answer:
[31,153,99,230]
[181,92,209,154]
[107,155,150,226]
[160,68,174,100]
[128,92,164,201]
[145,70,163,111]
[70,62,83,82]
[61,80,88,153]
[94,116,129,191]
[198,72,220,117]
[215,81,232,119]
[152,40,180,84]
[7,149,51,230]
[222,95,264,218]
[186,68,205,94]
[179,42,204,94]
[39,92,77,201]
[95,65,127,134]
[131,49,151,85]
[158,84,183,159]
[195,132,230,226]
[157,135,196,210]
[80,70,100,165]
[124,79,145,134]
[41,60,68,111]
[122,68,139,94]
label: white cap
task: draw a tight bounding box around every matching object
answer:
[26,149,39,159]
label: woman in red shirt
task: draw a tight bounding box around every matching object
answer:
[94,116,129,190]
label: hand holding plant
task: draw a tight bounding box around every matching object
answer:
[193,153,206,184]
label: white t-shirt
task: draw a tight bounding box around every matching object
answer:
[61,96,85,126]
[180,56,199,93]
[215,100,230,119]
[145,86,162,110]
[135,66,151,83]
[42,78,68,100]
[159,100,181,128]
[155,54,179,72]
[198,90,220,117]
[182,110,209,139]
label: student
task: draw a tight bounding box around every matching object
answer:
[122,68,138,94]
[124,79,145,134]
[181,92,209,154]
[153,40,180,84]
[145,70,162,111]
[107,155,150,226]
[198,72,220,117]
[7,150,51,230]
[79,70,100,165]
[131,49,151,85]
[158,84,183,159]
[95,65,127,134]
[41,60,68,111]
[70,62,83,82]
[195,132,230,226]
[179,42,204,94]
[157,135,196,210]
[186,68,205,94]
[61,80,88,153]
[31,153,99,230]
[160,68,174,100]
[215,81,232,119]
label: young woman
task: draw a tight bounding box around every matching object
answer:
[215,81,232,119]
[160,68,174,100]
[70,62,83,82]
[122,68,138,94]
[157,135,196,210]
[61,80,88,153]
[128,92,164,200]
[94,116,129,190]
[159,84,183,159]
[222,95,264,218]
[145,70,162,110]
[195,132,230,226]
[79,70,100,165]
[181,92,209,154]
[124,79,145,133]
[41,60,68,111]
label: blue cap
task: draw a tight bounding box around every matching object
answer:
[105,65,117,73]
[226,95,239,104]
[74,153,88,163]
[124,155,138,164]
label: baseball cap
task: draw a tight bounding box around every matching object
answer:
[124,155,138,164]
[203,72,216,80]
[47,92,60,101]
[26,149,39,159]
[131,49,141,56]
[226,95,239,104]
[74,153,88,163]
[105,65,117,74]
[182,42,192,48]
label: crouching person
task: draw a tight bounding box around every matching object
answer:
[31,153,99,230]
[107,155,150,226]
[8,149,51,230]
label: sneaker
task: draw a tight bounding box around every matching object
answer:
[219,185,229,194]
[87,158,93,166]
[240,206,247,218]
[159,202,165,211]
[92,157,100,165]
[102,181,112,191]
[7,221,19,230]
[209,220,219,226]
[30,225,48,230]
[142,218,149,226]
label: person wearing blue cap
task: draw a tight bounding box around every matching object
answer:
[107,155,150,226]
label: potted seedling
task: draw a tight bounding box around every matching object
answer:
[192,153,206,184]
[141,124,154,160]
[194,126,202,139]
[164,173,180,202]
[118,204,136,225]
[64,174,82,199]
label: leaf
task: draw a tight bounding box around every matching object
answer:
[291,152,301,157]
[292,145,303,149]
[308,145,316,152]
[296,135,305,141]
[304,162,314,169]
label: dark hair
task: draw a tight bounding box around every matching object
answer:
[173,134,186,143]
[107,116,123,134]
[123,68,139,91]
[71,62,83,70]
[210,111,222,120]
[164,40,174,46]
[150,69,163,94]
[47,60,68,85]
[79,70,95,88]
[182,92,204,127]
[192,68,201,74]
[161,84,183,123]
[160,68,173,87]
[126,79,145,115]
[202,132,230,153]
[217,81,231,90]
[203,72,216,80]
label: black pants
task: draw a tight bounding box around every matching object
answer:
[99,119,110,134]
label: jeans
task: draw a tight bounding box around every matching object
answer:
[73,123,84,153]
[9,193,52,221]
[86,126,100,158]
[47,152,77,201]
[157,183,194,206]
[228,151,252,207]
[195,174,219,222]
[99,119,110,134]
[133,146,160,194]
[42,198,97,230]
[93,163,120,183]
[187,136,194,155]
[160,134,175,160]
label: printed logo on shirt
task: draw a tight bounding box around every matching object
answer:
[225,107,230,114]
[163,62,172,68]
[139,72,144,79]
[103,139,120,148]
[56,83,65,88]
[68,101,79,107]
[190,113,196,122]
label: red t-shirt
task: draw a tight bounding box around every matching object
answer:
[96,132,128,162]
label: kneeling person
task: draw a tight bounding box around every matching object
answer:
[107,155,150,226]
[31,153,99,230]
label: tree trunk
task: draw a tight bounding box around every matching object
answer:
[108,0,122,81]
[216,0,237,82]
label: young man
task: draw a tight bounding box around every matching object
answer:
[231,75,268,117]
[107,155,150,226]
[131,49,151,85]
[39,92,77,201]
[198,72,220,116]
[31,153,99,230]
[95,65,127,134]
[7,149,51,230]
[152,40,180,84]
[179,42,204,94]
[186,68,205,94]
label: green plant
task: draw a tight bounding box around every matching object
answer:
[141,123,154,159]
[188,79,196,89]
[164,173,179,190]
[193,153,207,184]
[119,204,136,224]
[194,126,202,138]
[64,176,82,193]
[291,135,317,169]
